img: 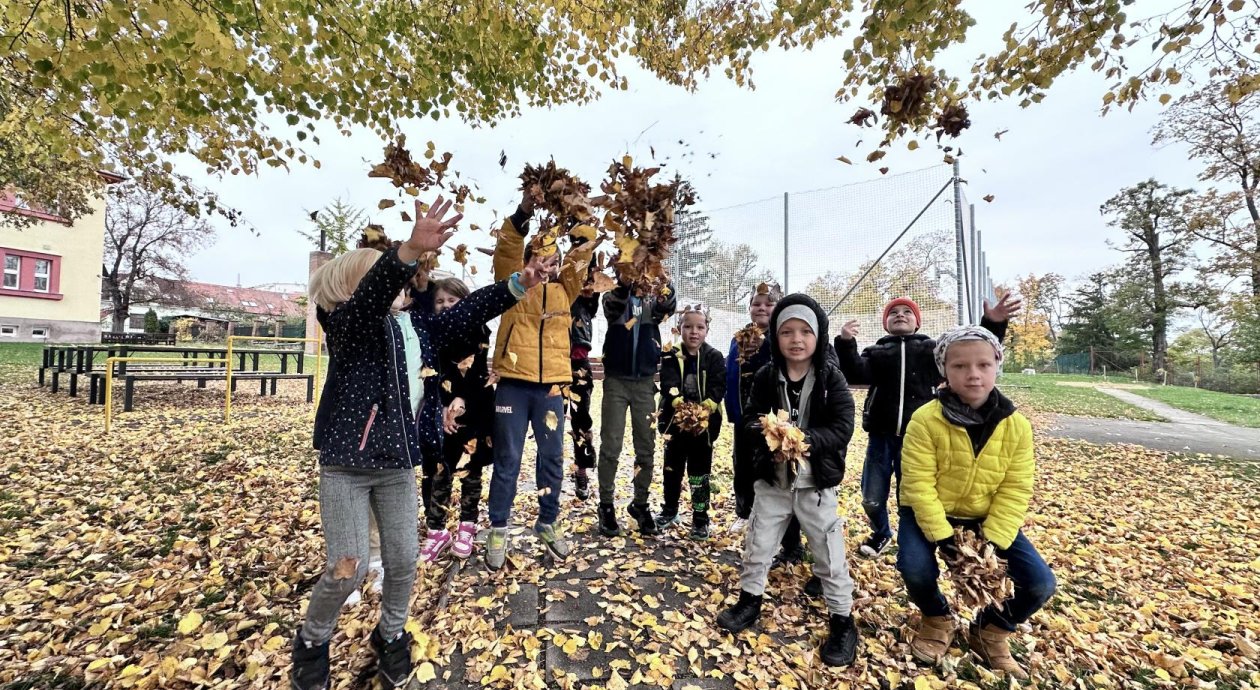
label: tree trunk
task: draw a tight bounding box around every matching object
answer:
[110,290,128,333]
[1148,237,1169,373]
[1246,191,1260,298]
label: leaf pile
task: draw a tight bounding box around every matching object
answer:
[518,162,598,259]
[759,409,809,465]
[943,529,1014,613]
[671,401,711,434]
[731,323,765,365]
[595,157,696,296]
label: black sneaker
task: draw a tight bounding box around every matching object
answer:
[655,511,680,531]
[804,575,822,598]
[369,626,413,688]
[598,503,622,537]
[574,471,591,501]
[627,502,660,535]
[716,590,763,633]
[290,633,330,690]
[858,534,893,559]
[689,512,710,541]
[819,613,859,667]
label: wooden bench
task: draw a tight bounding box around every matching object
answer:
[84,368,314,409]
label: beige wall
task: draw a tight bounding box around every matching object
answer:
[0,195,106,342]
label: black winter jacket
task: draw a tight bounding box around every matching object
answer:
[570,292,600,357]
[743,294,855,490]
[657,342,727,442]
[313,247,517,469]
[439,323,494,437]
[601,280,677,379]
[834,316,1007,436]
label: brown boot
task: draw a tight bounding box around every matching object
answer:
[968,623,1028,679]
[910,615,955,663]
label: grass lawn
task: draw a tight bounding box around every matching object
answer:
[1129,384,1260,428]
[1000,372,1165,421]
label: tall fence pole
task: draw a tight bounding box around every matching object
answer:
[974,225,983,316]
[783,192,790,292]
[952,159,966,325]
[970,206,980,319]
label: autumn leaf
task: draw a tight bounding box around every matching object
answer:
[456,355,475,374]
[420,366,438,378]
[177,610,203,635]
[378,199,396,210]
[544,410,559,430]
[836,156,852,165]
[983,194,996,202]
[624,317,637,330]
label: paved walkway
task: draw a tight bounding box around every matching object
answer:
[1045,387,1260,459]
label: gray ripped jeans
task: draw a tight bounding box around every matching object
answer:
[299,466,418,644]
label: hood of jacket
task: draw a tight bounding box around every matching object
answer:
[767,293,831,377]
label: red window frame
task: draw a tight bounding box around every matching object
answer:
[0,248,62,300]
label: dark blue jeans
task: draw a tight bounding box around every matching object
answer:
[488,379,566,528]
[861,433,903,541]
[896,506,1056,630]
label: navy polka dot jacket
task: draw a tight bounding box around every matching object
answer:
[313,247,518,469]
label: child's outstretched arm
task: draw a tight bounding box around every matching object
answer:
[833,319,873,385]
[981,417,1035,549]
[900,413,953,542]
[493,193,533,281]
[651,281,678,321]
[330,198,458,339]
[557,232,597,303]
[979,292,1023,342]
[427,254,557,352]
[602,277,631,322]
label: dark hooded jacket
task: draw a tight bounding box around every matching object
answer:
[834,316,1007,436]
[742,294,855,490]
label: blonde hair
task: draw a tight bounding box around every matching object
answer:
[309,248,382,311]
[433,277,471,300]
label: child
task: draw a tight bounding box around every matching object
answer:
[596,271,676,536]
[655,303,726,540]
[715,294,859,668]
[724,283,803,563]
[484,190,596,570]
[835,294,1019,559]
[418,277,496,561]
[897,326,1055,679]
[292,197,550,690]
[568,228,601,500]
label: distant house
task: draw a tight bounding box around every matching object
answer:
[0,173,125,343]
[101,279,306,337]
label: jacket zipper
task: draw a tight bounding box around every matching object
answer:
[629,295,639,377]
[539,285,547,382]
[359,403,379,451]
[896,339,907,436]
[386,317,414,466]
[499,323,516,360]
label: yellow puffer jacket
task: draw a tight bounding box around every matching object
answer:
[899,398,1034,549]
[492,216,595,384]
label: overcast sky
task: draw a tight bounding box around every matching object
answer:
[182,3,1207,293]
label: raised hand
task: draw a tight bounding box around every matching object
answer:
[400,196,462,264]
[839,319,860,341]
[443,397,466,435]
[520,252,559,289]
[983,292,1023,323]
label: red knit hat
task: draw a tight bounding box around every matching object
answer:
[883,297,922,332]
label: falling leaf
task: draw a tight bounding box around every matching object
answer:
[378,199,396,210]
[416,662,437,683]
[498,150,507,169]
[538,487,551,496]
[400,210,412,222]
[668,388,679,396]
[508,352,519,366]
[420,367,438,378]
[463,438,478,454]
[453,244,469,266]
[545,410,559,430]
[548,385,562,397]
[835,156,852,165]
[624,317,637,330]
[442,380,452,393]
[983,194,996,202]
[333,556,359,580]
[867,149,886,162]
[994,129,1009,140]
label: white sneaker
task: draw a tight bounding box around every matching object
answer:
[366,562,384,594]
[343,588,362,607]
[729,517,749,534]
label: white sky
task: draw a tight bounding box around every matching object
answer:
[183,3,1207,293]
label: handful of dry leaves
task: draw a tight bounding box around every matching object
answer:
[732,324,765,365]
[943,528,1014,612]
[673,401,711,434]
[759,410,809,465]
[594,158,695,296]
[520,162,598,258]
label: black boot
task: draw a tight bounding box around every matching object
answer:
[627,502,659,535]
[819,613,859,667]
[688,475,711,540]
[598,503,622,537]
[689,511,710,540]
[574,469,591,501]
[716,590,763,633]
[290,632,330,690]
[370,626,413,688]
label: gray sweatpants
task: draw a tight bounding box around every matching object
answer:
[597,376,658,506]
[740,480,854,616]
[300,466,418,645]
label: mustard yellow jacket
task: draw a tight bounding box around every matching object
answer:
[492,216,595,384]
[899,398,1034,549]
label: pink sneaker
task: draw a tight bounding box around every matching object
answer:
[420,529,452,564]
[451,522,478,559]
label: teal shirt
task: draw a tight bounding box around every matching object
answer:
[394,312,423,415]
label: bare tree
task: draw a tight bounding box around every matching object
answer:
[1198,306,1235,368]
[102,183,215,332]
[1155,80,1260,296]
[706,241,773,309]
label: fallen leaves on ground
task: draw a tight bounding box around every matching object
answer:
[1,370,1258,689]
